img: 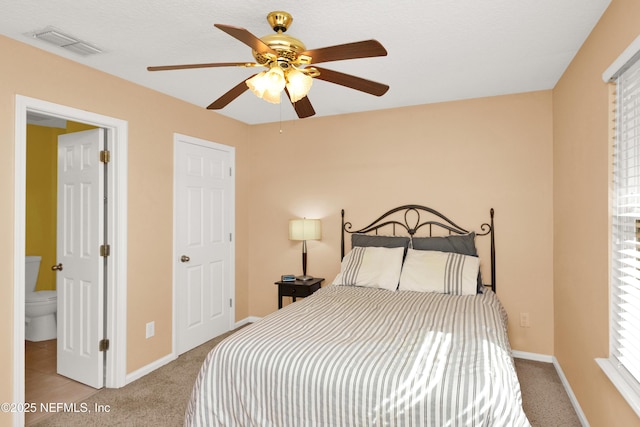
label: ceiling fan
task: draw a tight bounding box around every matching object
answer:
[147,11,389,119]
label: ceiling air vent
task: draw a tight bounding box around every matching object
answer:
[30,27,103,56]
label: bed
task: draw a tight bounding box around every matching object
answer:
[185,205,530,426]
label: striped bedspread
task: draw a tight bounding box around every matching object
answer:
[185,285,530,426]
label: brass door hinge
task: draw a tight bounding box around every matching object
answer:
[100,244,110,257]
[100,150,111,163]
[99,339,109,352]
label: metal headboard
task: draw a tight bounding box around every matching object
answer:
[341,205,496,292]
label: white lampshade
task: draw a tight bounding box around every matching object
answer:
[265,66,286,91]
[261,87,282,104]
[246,71,268,97]
[286,68,313,103]
[289,218,322,241]
[246,67,286,104]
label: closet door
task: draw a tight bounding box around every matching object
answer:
[174,134,235,355]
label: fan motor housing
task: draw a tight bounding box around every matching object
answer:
[253,33,306,66]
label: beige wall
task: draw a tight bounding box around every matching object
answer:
[247,92,555,355]
[553,0,640,425]
[0,35,250,424]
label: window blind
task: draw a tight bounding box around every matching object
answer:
[612,55,640,388]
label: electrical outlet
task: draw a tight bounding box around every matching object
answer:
[146,321,155,338]
[520,312,530,328]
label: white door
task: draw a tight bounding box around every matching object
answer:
[175,135,234,355]
[56,129,105,388]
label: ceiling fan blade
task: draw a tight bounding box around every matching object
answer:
[285,89,316,118]
[313,67,389,96]
[148,62,258,71]
[207,75,255,110]
[301,40,387,64]
[214,24,276,55]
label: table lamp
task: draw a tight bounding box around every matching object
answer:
[289,218,322,280]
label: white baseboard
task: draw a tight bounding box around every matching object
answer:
[552,356,590,427]
[235,316,261,328]
[125,352,177,385]
[512,350,553,363]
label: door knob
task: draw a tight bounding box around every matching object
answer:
[51,263,63,271]
[180,255,190,263]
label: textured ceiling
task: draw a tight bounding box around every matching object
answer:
[1,0,611,125]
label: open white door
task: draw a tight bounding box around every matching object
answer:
[175,135,234,355]
[56,128,105,388]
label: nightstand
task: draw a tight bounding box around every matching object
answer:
[274,277,324,309]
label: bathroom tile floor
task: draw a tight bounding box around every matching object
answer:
[25,339,99,426]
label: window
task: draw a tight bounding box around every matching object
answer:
[610,57,640,383]
[597,36,640,418]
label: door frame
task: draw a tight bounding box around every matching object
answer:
[13,95,128,423]
[172,133,235,357]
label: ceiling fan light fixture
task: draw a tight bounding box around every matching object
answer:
[149,10,389,118]
[286,68,313,103]
[246,66,286,104]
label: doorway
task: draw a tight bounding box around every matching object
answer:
[13,96,128,426]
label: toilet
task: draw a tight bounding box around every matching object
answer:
[25,256,57,342]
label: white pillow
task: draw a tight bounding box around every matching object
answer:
[332,246,404,291]
[399,249,479,295]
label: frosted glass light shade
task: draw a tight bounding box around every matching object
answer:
[289,218,322,241]
[246,71,268,97]
[261,87,282,104]
[246,67,286,104]
[265,66,286,91]
[286,69,313,102]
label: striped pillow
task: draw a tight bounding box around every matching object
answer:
[399,249,479,295]
[332,246,404,291]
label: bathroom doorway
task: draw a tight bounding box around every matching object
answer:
[13,96,128,426]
